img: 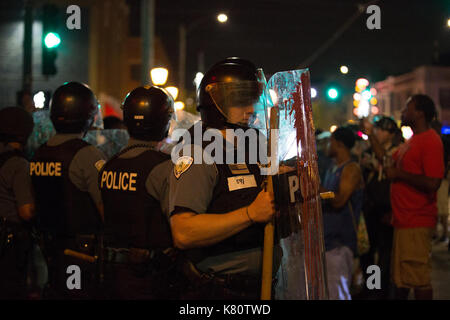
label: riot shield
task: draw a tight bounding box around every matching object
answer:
[268,69,328,300]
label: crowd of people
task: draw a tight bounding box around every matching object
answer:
[317,94,450,300]
[0,57,448,301]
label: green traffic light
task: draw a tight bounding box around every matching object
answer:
[327,88,339,100]
[44,32,61,49]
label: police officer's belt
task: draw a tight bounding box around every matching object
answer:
[104,247,156,265]
[182,259,260,292]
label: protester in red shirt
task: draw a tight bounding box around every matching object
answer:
[361,94,444,300]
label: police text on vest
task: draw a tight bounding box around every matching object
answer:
[30,162,62,176]
[101,171,138,191]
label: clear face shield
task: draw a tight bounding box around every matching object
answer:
[205,68,272,132]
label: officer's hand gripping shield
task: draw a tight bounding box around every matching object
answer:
[267,69,328,300]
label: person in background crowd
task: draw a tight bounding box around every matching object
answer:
[320,126,364,300]
[316,130,333,183]
[362,94,444,300]
[0,107,35,299]
[358,116,400,299]
[431,120,449,244]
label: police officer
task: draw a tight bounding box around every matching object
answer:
[0,107,35,299]
[30,82,106,299]
[100,86,177,299]
[169,58,276,299]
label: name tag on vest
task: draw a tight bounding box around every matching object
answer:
[227,175,257,192]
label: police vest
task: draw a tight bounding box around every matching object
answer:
[185,124,266,263]
[31,139,101,237]
[100,147,172,249]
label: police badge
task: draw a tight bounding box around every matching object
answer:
[174,156,194,179]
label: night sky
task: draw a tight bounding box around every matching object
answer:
[154,0,450,86]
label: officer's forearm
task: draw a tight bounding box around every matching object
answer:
[170,208,253,250]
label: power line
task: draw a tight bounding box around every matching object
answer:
[298,0,381,69]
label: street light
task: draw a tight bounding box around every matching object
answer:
[179,13,228,99]
[340,65,349,74]
[217,13,228,23]
[150,67,168,86]
[174,101,185,111]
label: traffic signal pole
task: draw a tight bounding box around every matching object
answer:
[23,0,33,93]
[141,0,155,85]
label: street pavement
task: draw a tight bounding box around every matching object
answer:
[431,239,450,300]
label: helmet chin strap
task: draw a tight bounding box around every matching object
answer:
[224,121,251,131]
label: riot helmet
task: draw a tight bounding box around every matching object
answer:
[0,107,34,145]
[50,82,99,134]
[197,57,267,129]
[122,86,174,141]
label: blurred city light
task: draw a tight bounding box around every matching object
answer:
[217,13,228,23]
[174,101,185,111]
[353,93,361,101]
[330,125,337,133]
[447,18,450,28]
[44,32,61,48]
[362,90,372,100]
[150,67,169,86]
[194,72,204,90]
[356,78,369,88]
[165,86,179,100]
[370,97,378,105]
[327,88,338,100]
[340,66,349,74]
[311,88,317,98]
[370,88,377,96]
[401,126,413,140]
[371,106,379,114]
[33,91,45,109]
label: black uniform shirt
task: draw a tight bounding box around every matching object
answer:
[0,143,34,223]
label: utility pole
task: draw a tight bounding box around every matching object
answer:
[141,0,155,85]
[23,0,33,93]
[178,23,186,100]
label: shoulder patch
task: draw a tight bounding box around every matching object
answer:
[94,160,106,171]
[174,156,194,179]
